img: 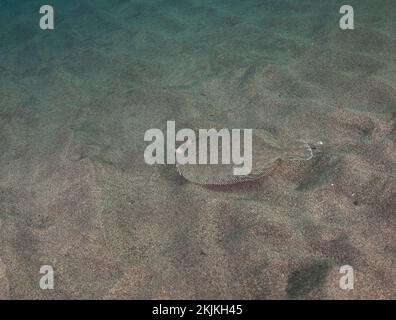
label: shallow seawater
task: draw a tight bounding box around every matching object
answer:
[0,0,395,299]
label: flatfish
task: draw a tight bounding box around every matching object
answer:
[176,129,313,185]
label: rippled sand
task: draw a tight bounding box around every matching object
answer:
[0,0,395,299]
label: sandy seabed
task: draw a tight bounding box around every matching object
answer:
[0,0,395,299]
